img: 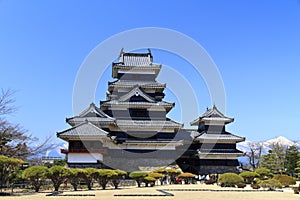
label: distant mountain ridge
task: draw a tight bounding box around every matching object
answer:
[44,142,67,158]
[263,136,298,147]
[237,136,299,164]
[237,136,300,153]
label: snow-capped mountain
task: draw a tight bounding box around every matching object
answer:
[237,136,299,164]
[237,141,270,155]
[263,136,298,147]
[43,142,67,158]
[237,136,300,152]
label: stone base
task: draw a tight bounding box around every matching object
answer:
[103,156,175,172]
[197,165,239,174]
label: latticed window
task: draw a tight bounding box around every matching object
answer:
[129,109,149,119]
[70,141,84,150]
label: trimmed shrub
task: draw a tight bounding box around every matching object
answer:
[0,156,23,189]
[153,168,167,174]
[147,172,163,186]
[178,172,195,184]
[144,176,156,187]
[239,171,259,184]
[47,166,69,191]
[273,175,296,187]
[260,179,282,191]
[254,168,272,180]
[22,166,49,192]
[153,168,181,184]
[82,168,98,190]
[66,168,85,191]
[219,173,244,187]
[129,171,148,187]
[111,169,127,189]
[96,169,117,190]
[166,169,181,184]
[148,172,163,179]
[178,172,195,178]
[254,178,262,184]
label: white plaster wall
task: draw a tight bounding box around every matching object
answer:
[68,153,103,163]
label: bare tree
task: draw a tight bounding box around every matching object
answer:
[0,89,56,160]
[0,89,16,117]
[245,142,264,170]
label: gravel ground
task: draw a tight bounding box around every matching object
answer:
[1,184,299,200]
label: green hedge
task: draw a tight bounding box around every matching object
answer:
[273,175,296,187]
[260,179,282,191]
[219,173,244,187]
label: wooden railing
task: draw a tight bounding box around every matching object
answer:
[60,148,107,155]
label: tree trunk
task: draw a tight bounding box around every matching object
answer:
[87,184,92,190]
[34,186,40,192]
[72,184,77,191]
[54,185,59,191]
[113,180,119,189]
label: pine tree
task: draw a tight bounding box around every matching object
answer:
[295,160,300,176]
[261,144,285,174]
[285,145,299,176]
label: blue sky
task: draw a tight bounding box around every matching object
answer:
[0,0,300,143]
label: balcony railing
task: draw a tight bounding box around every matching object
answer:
[60,148,107,155]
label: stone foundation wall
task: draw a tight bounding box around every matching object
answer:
[198,165,239,174]
[103,156,175,172]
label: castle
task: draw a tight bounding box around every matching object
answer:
[57,49,245,174]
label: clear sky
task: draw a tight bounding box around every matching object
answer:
[0,0,300,143]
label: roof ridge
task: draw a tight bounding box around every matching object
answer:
[118,86,155,102]
[77,102,115,120]
[57,120,89,135]
[57,121,108,137]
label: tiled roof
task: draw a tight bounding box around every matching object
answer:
[112,49,161,78]
[66,117,114,125]
[190,105,234,126]
[66,103,115,126]
[122,53,151,66]
[113,49,153,67]
[194,132,245,142]
[57,121,109,140]
[101,100,174,108]
[108,80,166,89]
[115,119,183,128]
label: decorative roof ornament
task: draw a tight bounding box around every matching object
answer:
[119,48,124,57]
[190,105,234,126]
[118,86,155,102]
[65,102,115,126]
